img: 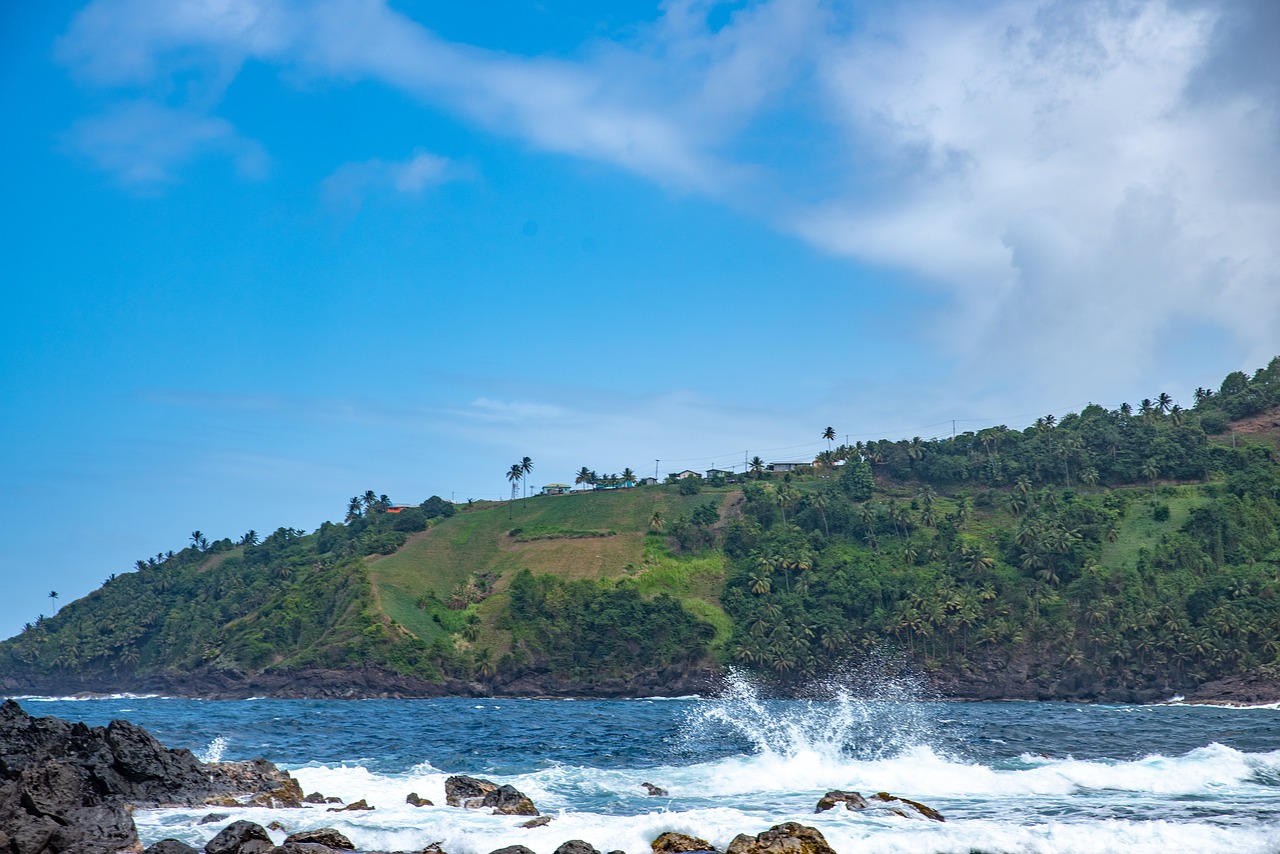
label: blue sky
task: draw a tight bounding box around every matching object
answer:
[1,0,1277,639]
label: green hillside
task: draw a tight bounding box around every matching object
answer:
[3,358,1280,699]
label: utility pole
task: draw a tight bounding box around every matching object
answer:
[655,459,659,480]
[952,419,956,439]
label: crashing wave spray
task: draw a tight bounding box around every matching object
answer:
[198,736,229,763]
[683,654,943,763]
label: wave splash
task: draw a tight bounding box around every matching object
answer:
[682,660,940,764]
[198,736,229,764]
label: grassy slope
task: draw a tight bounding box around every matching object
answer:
[1100,487,1209,569]
[367,485,734,649]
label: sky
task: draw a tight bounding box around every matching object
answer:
[1,0,1277,639]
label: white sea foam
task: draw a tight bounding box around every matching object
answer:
[11,693,168,702]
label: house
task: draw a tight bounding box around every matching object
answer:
[672,469,702,480]
[768,461,810,473]
[541,483,573,495]
[385,504,414,514]
[639,477,659,486]
[705,468,734,480]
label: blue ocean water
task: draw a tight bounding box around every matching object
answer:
[13,673,1280,853]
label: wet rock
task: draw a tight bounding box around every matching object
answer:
[275,845,336,854]
[651,831,717,853]
[485,783,539,816]
[866,792,945,822]
[284,828,355,849]
[406,791,433,806]
[326,797,373,811]
[204,819,273,854]
[445,775,496,807]
[488,847,536,854]
[146,841,200,854]
[266,820,288,832]
[324,797,344,804]
[642,782,669,797]
[814,790,868,813]
[553,843,600,854]
[520,815,553,828]
[421,844,449,854]
[725,822,835,854]
[209,758,305,808]
[303,792,328,804]
[201,813,232,825]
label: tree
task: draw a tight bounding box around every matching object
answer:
[506,464,524,501]
[346,497,363,523]
[822,426,836,450]
[190,531,204,549]
[241,530,258,546]
[649,510,664,532]
[520,456,534,498]
[575,466,594,491]
[621,467,636,485]
[48,591,58,606]
[750,456,765,478]
[1155,392,1174,415]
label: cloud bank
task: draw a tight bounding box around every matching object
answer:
[55,0,1280,399]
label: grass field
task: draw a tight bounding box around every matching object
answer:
[367,485,735,640]
[1100,485,1207,568]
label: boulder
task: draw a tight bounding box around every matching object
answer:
[0,759,139,854]
[266,821,288,832]
[276,845,337,854]
[488,848,536,854]
[146,841,200,854]
[303,792,328,804]
[867,792,945,822]
[814,790,868,813]
[520,816,553,828]
[327,798,374,812]
[406,791,433,806]
[725,823,835,854]
[204,819,273,854]
[283,828,355,850]
[553,843,600,854]
[651,831,716,853]
[201,813,232,825]
[813,789,944,822]
[485,783,539,816]
[642,782,669,797]
[445,774,497,807]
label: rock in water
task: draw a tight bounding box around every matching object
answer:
[406,791,434,806]
[553,842,600,854]
[327,798,374,811]
[651,831,717,852]
[642,782,669,797]
[725,822,836,854]
[445,775,497,807]
[489,848,536,854]
[520,816,553,828]
[868,791,945,822]
[814,790,869,813]
[445,775,539,815]
[204,819,273,854]
[303,792,328,804]
[284,828,356,849]
[485,783,539,816]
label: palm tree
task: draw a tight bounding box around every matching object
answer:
[363,489,377,510]
[346,497,362,522]
[241,530,258,546]
[822,427,836,450]
[649,510,664,532]
[506,464,523,500]
[621,467,636,486]
[520,456,534,498]
[1155,392,1173,415]
[1141,458,1160,494]
[750,456,765,478]
[575,466,594,491]
[48,591,58,607]
[190,531,203,549]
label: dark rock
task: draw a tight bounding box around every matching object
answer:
[324,797,343,804]
[327,798,373,811]
[277,844,337,854]
[406,791,433,806]
[267,820,287,831]
[445,775,497,807]
[651,831,716,853]
[146,841,200,854]
[867,791,945,822]
[488,848,536,854]
[303,792,328,804]
[205,819,273,854]
[725,822,835,854]
[484,783,539,816]
[520,816,553,828]
[201,813,232,825]
[814,790,868,813]
[641,782,668,797]
[284,828,355,849]
[421,844,449,854]
[0,759,139,854]
[208,758,305,808]
[553,842,600,854]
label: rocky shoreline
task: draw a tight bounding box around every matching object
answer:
[3,661,1277,706]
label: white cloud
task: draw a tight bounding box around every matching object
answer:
[55,0,1280,398]
[321,150,459,212]
[65,100,267,187]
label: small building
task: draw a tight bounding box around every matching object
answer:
[386,504,414,514]
[541,483,572,496]
[639,477,659,486]
[768,461,809,473]
[705,468,734,480]
[672,469,702,480]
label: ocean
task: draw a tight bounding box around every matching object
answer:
[13,672,1280,853]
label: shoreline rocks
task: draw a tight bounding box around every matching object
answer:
[444,775,538,816]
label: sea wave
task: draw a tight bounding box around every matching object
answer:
[10,693,171,702]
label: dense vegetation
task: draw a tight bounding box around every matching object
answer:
[3,359,1279,697]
